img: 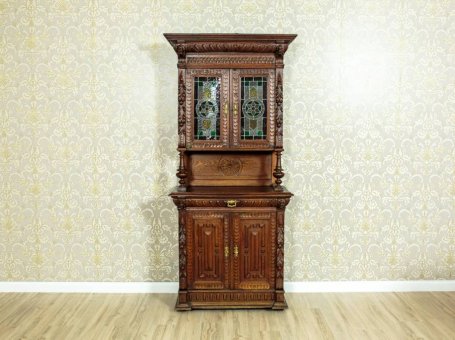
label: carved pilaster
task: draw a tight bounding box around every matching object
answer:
[232,71,240,147]
[273,206,287,309]
[276,209,285,284]
[178,207,187,288]
[178,71,186,148]
[175,199,191,310]
[275,72,283,148]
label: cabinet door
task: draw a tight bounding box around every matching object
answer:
[186,69,230,149]
[187,211,229,289]
[231,69,275,149]
[232,210,276,290]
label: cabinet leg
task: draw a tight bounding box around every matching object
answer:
[175,291,191,311]
[272,291,288,310]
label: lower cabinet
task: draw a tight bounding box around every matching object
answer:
[171,192,292,310]
[176,207,285,310]
[187,209,276,292]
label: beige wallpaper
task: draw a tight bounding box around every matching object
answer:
[0,0,454,282]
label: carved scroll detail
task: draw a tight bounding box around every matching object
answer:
[276,210,285,282]
[187,56,275,65]
[275,72,283,147]
[178,208,187,289]
[232,70,240,146]
[189,291,274,302]
[178,71,186,147]
[177,42,285,54]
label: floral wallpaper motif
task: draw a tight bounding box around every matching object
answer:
[0,0,454,281]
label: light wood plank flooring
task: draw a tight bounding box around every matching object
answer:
[0,292,454,339]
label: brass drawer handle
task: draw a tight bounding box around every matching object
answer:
[224,246,229,258]
[234,245,239,258]
[226,199,237,208]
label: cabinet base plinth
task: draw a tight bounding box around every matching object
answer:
[175,290,287,310]
[271,300,288,310]
[175,300,192,311]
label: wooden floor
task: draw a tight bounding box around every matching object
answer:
[0,292,454,339]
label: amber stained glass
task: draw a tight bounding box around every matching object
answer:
[193,77,221,140]
[241,77,267,140]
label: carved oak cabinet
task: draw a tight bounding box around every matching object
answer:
[165,34,296,310]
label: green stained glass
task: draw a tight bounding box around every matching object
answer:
[240,76,267,140]
[194,77,220,140]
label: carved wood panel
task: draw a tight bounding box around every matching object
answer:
[187,212,228,289]
[189,291,274,303]
[188,153,272,186]
[233,210,276,290]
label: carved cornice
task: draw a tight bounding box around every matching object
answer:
[164,33,297,58]
[182,42,285,57]
[187,56,275,65]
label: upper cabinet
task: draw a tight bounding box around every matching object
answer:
[186,68,275,150]
[164,33,297,152]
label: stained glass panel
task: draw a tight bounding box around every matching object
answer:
[240,77,267,140]
[193,77,221,140]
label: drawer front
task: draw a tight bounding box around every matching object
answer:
[183,198,289,208]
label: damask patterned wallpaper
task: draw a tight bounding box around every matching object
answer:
[0,1,453,281]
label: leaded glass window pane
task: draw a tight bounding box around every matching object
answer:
[240,77,267,140]
[193,77,221,140]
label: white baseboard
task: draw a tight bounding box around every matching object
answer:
[0,281,453,293]
[284,280,455,292]
[0,282,179,293]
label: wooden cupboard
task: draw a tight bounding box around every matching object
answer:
[166,34,295,310]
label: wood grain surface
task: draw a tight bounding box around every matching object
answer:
[0,292,454,339]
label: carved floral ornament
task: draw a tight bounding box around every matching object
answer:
[172,42,288,58]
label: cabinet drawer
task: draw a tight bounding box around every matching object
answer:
[184,198,285,208]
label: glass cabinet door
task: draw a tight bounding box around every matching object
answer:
[186,69,230,149]
[232,69,275,149]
